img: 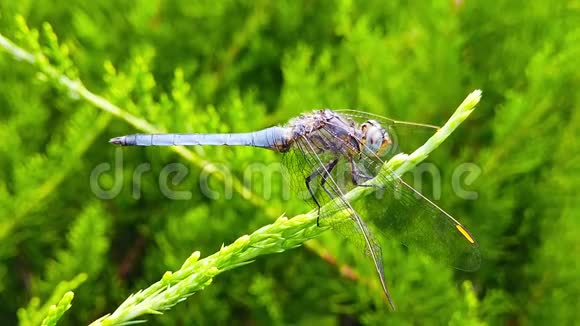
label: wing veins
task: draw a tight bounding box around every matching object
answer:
[336,109,440,130]
[297,134,396,310]
[318,118,480,270]
[321,118,475,236]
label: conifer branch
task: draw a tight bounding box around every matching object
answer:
[0,22,112,253]
[40,292,75,326]
[18,274,86,326]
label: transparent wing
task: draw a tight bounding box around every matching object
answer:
[322,115,481,271]
[353,174,481,271]
[335,109,440,130]
[288,134,396,309]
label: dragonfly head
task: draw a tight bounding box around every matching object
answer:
[360,120,391,156]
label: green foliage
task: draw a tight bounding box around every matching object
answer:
[0,1,578,325]
[18,277,84,326]
[39,292,75,326]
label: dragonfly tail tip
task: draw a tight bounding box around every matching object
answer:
[109,136,125,146]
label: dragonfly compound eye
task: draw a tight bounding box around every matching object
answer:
[361,120,390,155]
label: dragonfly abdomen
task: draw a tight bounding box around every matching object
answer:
[109,126,292,151]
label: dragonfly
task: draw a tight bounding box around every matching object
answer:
[110,109,480,309]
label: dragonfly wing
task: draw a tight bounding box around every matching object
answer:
[318,114,481,271]
[321,198,394,309]
[354,172,481,271]
[335,109,440,130]
[291,135,396,309]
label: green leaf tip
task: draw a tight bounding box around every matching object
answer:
[144,308,163,315]
[180,251,201,269]
[235,234,251,245]
[465,89,482,107]
[40,291,74,326]
[161,272,173,284]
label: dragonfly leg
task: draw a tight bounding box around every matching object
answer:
[305,170,323,223]
[319,159,339,199]
[305,159,339,227]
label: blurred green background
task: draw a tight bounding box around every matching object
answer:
[0,1,578,325]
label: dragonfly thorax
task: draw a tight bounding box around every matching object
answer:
[360,119,391,156]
